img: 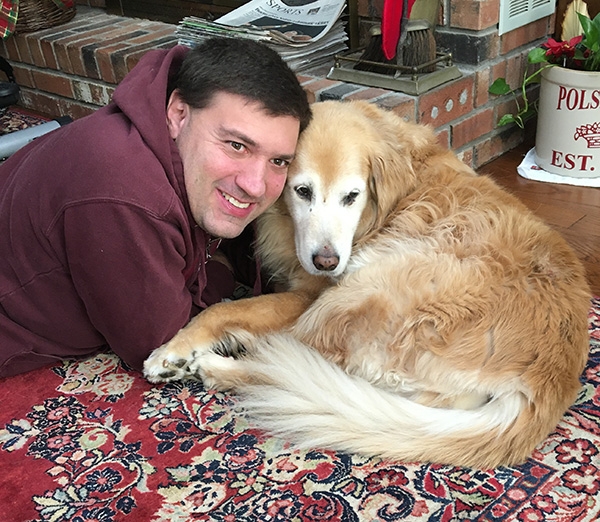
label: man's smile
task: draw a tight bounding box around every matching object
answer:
[220,190,251,209]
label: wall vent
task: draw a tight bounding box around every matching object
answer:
[498,0,555,35]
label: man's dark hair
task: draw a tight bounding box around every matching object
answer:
[172,38,312,132]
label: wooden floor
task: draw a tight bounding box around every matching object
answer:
[478,142,600,297]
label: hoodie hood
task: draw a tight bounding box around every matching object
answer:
[111,45,188,180]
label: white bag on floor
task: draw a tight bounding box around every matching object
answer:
[518,148,600,187]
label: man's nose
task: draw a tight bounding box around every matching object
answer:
[237,160,268,199]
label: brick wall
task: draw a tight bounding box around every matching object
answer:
[1,1,552,168]
[349,0,553,166]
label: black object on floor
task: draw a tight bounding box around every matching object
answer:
[0,56,19,112]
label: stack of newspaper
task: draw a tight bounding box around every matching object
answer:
[176,0,348,72]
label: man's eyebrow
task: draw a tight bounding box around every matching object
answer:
[220,126,296,161]
[221,126,257,148]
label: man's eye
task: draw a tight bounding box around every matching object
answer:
[230,141,245,151]
[272,158,290,168]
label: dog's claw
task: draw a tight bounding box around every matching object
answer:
[171,358,189,369]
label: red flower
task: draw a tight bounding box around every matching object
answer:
[543,35,583,59]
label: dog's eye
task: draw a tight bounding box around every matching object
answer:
[342,190,360,206]
[295,185,312,201]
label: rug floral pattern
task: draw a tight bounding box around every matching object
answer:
[1,297,599,521]
[0,107,49,136]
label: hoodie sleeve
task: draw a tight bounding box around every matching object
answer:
[60,200,196,371]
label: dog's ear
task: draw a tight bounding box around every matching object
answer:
[352,102,425,229]
[355,102,464,230]
[368,146,415,217]
[337,101,474,242]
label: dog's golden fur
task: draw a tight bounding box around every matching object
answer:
[144,100,590,468]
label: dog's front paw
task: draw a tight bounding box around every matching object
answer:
[143,337,206,383]
[143,329,252,384]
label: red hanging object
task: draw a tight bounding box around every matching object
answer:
[381,0,418,60]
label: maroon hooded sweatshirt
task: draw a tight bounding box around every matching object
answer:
[0,46,259,378]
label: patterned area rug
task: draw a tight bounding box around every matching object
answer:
[0,106,49,135]
[0,298,598,521]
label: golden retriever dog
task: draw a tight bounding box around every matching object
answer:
[144,100,590,468]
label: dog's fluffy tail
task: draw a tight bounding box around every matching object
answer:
[231,332,542,468]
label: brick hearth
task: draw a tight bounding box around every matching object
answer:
[1,1,553,168]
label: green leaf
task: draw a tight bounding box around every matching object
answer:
[579,12,600,46]
[578,12,592,34]
[497,114,517,126]
[489,78,511,95]
[593,12,600,34]
[528,47,548,64]
[578,12,594,38]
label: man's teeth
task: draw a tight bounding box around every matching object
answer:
[221,192,250,209]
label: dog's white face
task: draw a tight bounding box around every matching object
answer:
[284,164,369,278]
[281,100,404,279]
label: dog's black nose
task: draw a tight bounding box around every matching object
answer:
[313,253,339,271]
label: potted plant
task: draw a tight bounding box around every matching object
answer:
[490,10,600,182]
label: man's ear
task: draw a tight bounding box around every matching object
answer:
[166,90,189,140]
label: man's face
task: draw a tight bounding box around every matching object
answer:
[166,90,301,239]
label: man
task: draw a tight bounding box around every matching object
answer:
[0,38,311,378]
